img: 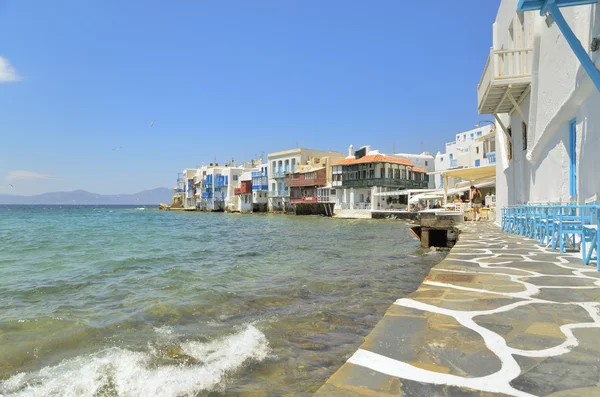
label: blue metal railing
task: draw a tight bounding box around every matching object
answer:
[486,152,496,164]
[450,159,458,168]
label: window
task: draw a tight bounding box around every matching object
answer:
[522,122,528,151]
[476,131,482,137]
[425,161,428,166]
[569,119,577,197]
[449,153,453,160]
[439,175,444,188]
[291,158,296,172]
[476,147,479,155]
[507,127,513,160]
[470,133,474,139]
[440,157,444,162]
[233,175,238,181]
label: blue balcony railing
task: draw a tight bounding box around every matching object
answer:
[486,152,496,165]
[450,159,458,168]
[272,171,287,178]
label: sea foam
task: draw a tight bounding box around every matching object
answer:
[1,325,269,397]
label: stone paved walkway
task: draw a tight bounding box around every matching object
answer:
[315,223,600,397]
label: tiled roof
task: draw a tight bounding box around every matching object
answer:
[333,154,413,166]
[412,167,427,173]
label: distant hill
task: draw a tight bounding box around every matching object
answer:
[0,188,172,205]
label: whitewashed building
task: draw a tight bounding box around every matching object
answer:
[234,171,253,213]
[251,163,269,212]
[433,125,496,190]
[197,162,246,212]
[267,148,345,212]
[180,168,199,209]
[394,152,435,189]
[479,0,600,217]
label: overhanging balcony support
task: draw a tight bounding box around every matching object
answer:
[539,0,600,92]
[507,90,528,125]
[493,113,511,142]
[509,85,532,117]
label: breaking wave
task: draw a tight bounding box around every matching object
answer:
[1,325,269,397]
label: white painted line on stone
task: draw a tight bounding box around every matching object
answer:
[348,349,536,397]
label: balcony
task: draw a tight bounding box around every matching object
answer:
[215,175,228,187]
[291,195,318,204]
[272,170,287,178]
[486,152,496,165]
[234,181,252,195]
[450,159,458,168]
[477,48,532,115]
[268,190,290,197]
[342,178,428,189]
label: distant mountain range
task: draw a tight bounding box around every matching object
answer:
[0,188,172,205]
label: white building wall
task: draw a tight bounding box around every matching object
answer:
[489,0,599,219]
[394,153,435,189]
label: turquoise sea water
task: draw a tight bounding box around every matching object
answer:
[0,206,443,396]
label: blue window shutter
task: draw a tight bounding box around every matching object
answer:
[569,119,577,196]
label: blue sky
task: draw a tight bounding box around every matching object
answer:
[0,1,499,195]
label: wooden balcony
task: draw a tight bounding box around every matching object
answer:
[290,195,318,204]
[477,48,533,115]
[287,168,327,187]
[234,181,252,195]
[342,178,428,189]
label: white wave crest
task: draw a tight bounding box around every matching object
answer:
[1,325,269,397]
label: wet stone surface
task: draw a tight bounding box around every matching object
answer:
[315,222,600,397]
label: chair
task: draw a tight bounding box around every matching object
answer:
[581,195,599,266]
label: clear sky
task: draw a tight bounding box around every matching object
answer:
[0,1,499,195]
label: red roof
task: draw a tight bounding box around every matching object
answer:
[412,167,427,173]
[333,154,413,166]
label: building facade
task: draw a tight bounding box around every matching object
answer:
[267,148,345,212]
[251,163,269,212]
[331,145,429,210]
[198,164,245,212]
[433,125,496,190]
[234,171,253,213]
[394,152,436,189]
[286,155,344,214]
[479,0,599,216]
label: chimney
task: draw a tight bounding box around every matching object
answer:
[348,144,354,157]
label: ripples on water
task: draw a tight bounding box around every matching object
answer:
[0,205,444,396]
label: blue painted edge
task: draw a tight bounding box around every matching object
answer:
[517,0,597,12]
[569,118,577,197]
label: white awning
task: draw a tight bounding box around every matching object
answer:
[373,188,437,197]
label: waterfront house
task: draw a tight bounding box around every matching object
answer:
[287,155,345,215]
[394,152,436,189]
[433,125,496,191]
[479,0,600,215]
[331,145,429,211]
[234,171,253,213]
[181,168,199,209]
[198,162,246,212]
[251,163,268,212]
[267,148,345,212]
